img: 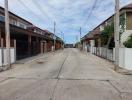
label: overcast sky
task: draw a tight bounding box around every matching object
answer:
[0,0,132,43]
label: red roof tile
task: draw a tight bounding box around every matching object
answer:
[123,3,132,9]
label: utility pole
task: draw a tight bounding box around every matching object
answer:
[62,32,65,48]
[53,21,56,51]
[61,31,64,49]
[76,35,78,48]
[5,0,11,69]
[80,27,82,50]
[114,0,120,71]
[80,27,82,43]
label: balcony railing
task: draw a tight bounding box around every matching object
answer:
[0,16,5,22]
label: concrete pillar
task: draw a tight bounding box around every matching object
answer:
[28,35,31,56]
[90,40,95,53]
[14,40,16,62]
[0,29,1,47]
[40,42,43,54]
[40,40,47,54]
[82,41,87,51]
[98,38,101,47]
[36,37,40,53]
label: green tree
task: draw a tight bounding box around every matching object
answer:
[100,23,114,46]
[123,35,132,48]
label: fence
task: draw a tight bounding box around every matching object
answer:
[0,39,16,67]
[118,48,132,70]
[90,47,132,70]
[91,47,114,62]
[0,48,16,66]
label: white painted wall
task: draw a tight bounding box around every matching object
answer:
[0,49,2,66]
[82,42,87,51]
[123,48,132,70]
[0,48,16,66]
[90,40,95,53]
[119,48,125,68]
[88,46,132,70]
[112,48,132,70]
[121,30,132,47]
[91,47,114,61]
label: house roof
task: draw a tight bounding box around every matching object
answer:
[82,3,132,40]
[92,3,132,31]
[0,6,63,42]
[122,3,132,9]
[0,6,33,25]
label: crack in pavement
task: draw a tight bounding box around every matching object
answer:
[108,81,123,100]
[50,52,69,100]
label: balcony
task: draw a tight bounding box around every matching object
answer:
[0,15,5,22]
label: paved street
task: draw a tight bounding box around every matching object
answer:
[0,48,132,100]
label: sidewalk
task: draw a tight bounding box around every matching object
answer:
[16,54,46,64]
[15,50,63,64]
[117,68,132,75]
[83,51,132,76]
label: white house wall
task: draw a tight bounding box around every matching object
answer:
[0,48,16,66]
[121,30,132,47]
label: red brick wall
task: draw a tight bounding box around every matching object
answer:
[47,41,52,52]
[55,42,61,50]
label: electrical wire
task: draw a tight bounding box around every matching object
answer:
[82,0,98,27]
[30,0,53,22]
[17,0,46,23]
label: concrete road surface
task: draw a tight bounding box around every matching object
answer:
[0,48,132,100]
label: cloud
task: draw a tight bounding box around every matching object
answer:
[0,0,132,43]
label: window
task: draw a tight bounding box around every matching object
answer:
[0,15,5,22]
[100,25,104,31]
[10,19,17,25]
[18,22,26,29]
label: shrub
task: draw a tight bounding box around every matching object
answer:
[123,35,132,48]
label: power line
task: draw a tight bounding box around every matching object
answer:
[83,0,98,27]
[18,0,58,36]
[17,0,46,23]
[30,0,53,22]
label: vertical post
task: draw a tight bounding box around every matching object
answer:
[61,32,63,49]
[0,29,3,68]
[5,0,11,68]
[14,40,16,62]
[44,41,47,53]
[80,27,82,50]
[76,35,78,48]
[40,41,43,54]
[36,37,39,53]
[0,29,1,45]
[28,35,31,56]
[54,21,56,51]
[1,38,4,67]
[114,0,120,71]
[63,32,65,48]
[80,27,82,43]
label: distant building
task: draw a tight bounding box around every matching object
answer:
[65,44,74,48]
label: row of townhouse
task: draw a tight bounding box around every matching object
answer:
[82,3,132,50]
[0,6,63,64]
[81,3,132,70]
